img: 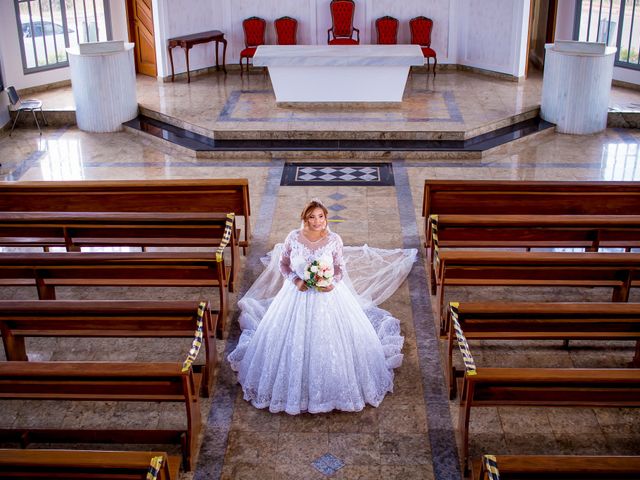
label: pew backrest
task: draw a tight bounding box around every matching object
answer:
[446,302,640,398]
[0,179,251,249]
[473,455,640,480]
[460,367,640,469]
[0,361,201,470]
[423,180,640,218]
[436,251,640,332]
[0,449,180,480]
[0,211,239,292]
[0,252,228,336]
[0,300,218,397]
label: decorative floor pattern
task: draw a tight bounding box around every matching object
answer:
[218,90,463,123]
[281,163,394,186]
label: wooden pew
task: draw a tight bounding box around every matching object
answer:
[0,300,218,397]
[0,211,239,292]
[473,454,640,480]
[0,178,252,253]
[459,367,640,471]
[0,449,180,480]
[422,180,640,292]
[0,252,228,337]
[422,180,640,227]
[435,251,640,335]
[0,361,202,470]
[446,302,640,398]
[428,214,640,290]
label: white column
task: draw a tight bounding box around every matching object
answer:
[67,43,138,133]
[541,42,616,135]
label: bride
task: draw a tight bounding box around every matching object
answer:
[228,199,417,415]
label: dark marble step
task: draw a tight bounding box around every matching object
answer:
[123,115,554,152]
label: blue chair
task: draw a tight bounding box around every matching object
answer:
[6,86,47,136]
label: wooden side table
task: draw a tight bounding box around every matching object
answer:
[168,30,227,83]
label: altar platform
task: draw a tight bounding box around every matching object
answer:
[26,68,640,157]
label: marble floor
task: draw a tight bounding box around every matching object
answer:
[1,71,640,480]
[30,69,640,140]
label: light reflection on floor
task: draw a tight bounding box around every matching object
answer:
[601,142,640,180]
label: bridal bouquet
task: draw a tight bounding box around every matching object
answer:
[303,259,334,290]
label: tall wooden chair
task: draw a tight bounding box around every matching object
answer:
[240,16,266,76]
[275,16,298,45]
[375,16,399,45]
[327,0,359,45]
[410,16,437,77]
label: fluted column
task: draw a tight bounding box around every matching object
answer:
[541,43,616,135]
[67,43,138,133]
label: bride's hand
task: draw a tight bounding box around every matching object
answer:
[318,284,334,293]
[295,278,308,292]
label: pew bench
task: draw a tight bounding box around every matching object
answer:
[0,300,218,397]
[0,449,181,480]
[459,367,640,471]
[436,251,640,335]
[0,211,239,292]
[446,302,640,398]
[428,214,640,292]
[0,178,252,253]
[473,454,640,480]
[0,252,229,338]
[422,179,640,228]
[0,361,202,470]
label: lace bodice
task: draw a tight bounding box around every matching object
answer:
[279,229,345,284]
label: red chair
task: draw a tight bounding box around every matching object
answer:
[327,0,359,45]
[410,16,437,77]
[375,16,399,45]
[240,16,266,76]
[275,16,298,45]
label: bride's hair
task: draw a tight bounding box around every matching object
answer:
[300,199,329,228]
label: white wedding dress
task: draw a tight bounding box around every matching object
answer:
[228,229,417,415]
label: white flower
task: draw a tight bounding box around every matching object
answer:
[303,270,311,280]
[310,265,318,273]
[316,278,330,287]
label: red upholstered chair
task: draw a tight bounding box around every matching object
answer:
[275,16,298,45]
[410,16,437,77]
[375,16,399,45]
[240,16,266,76]
[327,0,359,45]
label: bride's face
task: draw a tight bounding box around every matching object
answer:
[306,208,327,232]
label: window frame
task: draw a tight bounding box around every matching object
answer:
[573,0,640,71]
[14,0,113,75]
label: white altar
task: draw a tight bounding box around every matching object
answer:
[540,41,616,135]
[67,42,138,132]
[252,45,424,103]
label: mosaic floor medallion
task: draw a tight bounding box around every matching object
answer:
[281,162,394,186]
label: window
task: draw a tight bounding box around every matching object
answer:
[15,0,112,74]
[574,0,640,70]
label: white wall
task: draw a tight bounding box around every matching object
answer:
[454,0,529,77]
[153,0,454,75]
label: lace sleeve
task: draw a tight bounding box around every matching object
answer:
[332,233,345,283]
[279,231,299,283]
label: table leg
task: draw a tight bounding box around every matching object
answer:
[186,47,191,83]
[169,46,175,82]
[215,40,220,71]
[222,38,227,74]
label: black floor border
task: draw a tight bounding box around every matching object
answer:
[124,115,554,153]
[393,159,463,480]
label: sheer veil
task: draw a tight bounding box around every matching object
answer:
[238,234,417,333]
